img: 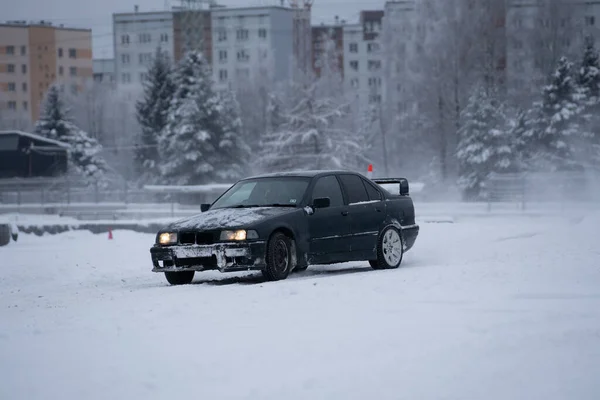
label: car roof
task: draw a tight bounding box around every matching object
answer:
[243,170,358,179]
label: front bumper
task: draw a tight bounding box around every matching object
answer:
[150,241,267,273]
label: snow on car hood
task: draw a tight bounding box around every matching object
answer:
[165,207,297,231]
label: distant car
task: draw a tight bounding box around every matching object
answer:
[150,170,419,285]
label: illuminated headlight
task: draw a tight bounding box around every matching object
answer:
[158,232,178,245]
[219,230,259,241]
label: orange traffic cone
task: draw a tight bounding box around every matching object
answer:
[108,228,113,240]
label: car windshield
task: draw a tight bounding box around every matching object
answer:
[211,177,311,209]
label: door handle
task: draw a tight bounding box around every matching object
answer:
[341,211,349,216]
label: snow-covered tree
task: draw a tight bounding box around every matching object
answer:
[135,48,175,184]
[34,84,108,185]
[526,57,584,171]
[456,87,511,200]
[34,85,72,141]
[213,89,251,181]
[578,37,600,101]
[158,51,247,184]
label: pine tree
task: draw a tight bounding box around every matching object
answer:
[135,47,175,184]
[158,51,247,185]
[34,85,71,141]
[213,89,251,181]
[526,57,584,171]
[578,37,600,101]
[456,87,511,200]
[34,84,108,185]
[577,37,600,170]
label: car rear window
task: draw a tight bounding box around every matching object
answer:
[339,174,369,204]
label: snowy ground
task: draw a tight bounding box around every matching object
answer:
[1,214,600,399]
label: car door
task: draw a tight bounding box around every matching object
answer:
[338,174,385,253]
[307,174,352,262]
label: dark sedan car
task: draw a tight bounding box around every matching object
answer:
[150,170,419,285]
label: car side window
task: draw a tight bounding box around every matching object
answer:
[339,174,369,204]
[363,179,382,201]
[312,175,344,207]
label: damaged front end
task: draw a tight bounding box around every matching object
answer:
[151,241,267,273]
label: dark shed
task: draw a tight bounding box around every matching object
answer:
[0,130,69,178]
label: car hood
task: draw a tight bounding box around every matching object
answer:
[164,206,298,231]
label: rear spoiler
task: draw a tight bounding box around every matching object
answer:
[372,178,410,196]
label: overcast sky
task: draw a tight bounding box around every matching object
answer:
[3,0,381,58]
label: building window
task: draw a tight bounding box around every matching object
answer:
[8,101,16,110]
[219,69,228,82]
[236,29,249,41]
[8,83,16,91]
[217,30,227,42]
[20,46,26,55]
[121,53,130,64]
[58,48,63,57]
[219,50,227,62]
[350,78,358,88]
[237,49,249,62]
[139,53,152,64]
[122,73,131,83]
[70,84,78,95]
[367,43,380,53]
[217,16,225,26]
[21,64,26,74]
[23,101,28,111]
[6,46,15,55]
[585,16,596,26]
[368,77,381,87]
[369,94,381,104]
[349,43,358,53]
[22,82,27,92]
[7,64,15,73]
[258,28,267,39]
[139,33,151,43]
[69,48,77,58]
[368,60,381,71]
[69,66,77,76]
[59,66,64,76]
[160,33,168,42]
[349,60,358,71]
[121,34,130,44]
[259,14,266,25]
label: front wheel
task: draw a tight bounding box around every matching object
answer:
[370,226,404,270]
[165,271,195,285]
[262,232,293,281]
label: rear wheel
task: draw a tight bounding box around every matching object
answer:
[370,226,403,270]
[164,271,195,285]
[262,232,293,281]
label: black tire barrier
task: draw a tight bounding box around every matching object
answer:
[0,224,10,247]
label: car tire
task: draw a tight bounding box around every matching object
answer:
[0,224,10,247]
[370,226,404,270]
[164,271,195,285]
[262,232,293,281]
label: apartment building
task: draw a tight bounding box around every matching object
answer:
[311,20,344,78]
[93,58,115,84]
[113,10,176,87]
[343,10,384,111]
[0,20,92,124]
[507,0,600,103]
[211,5,309,91]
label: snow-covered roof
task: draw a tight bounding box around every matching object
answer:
[0,130,70,149]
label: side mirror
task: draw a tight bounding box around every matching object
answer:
[200,203,211,212]
[312,197,331,209]
[399,179,409,196]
